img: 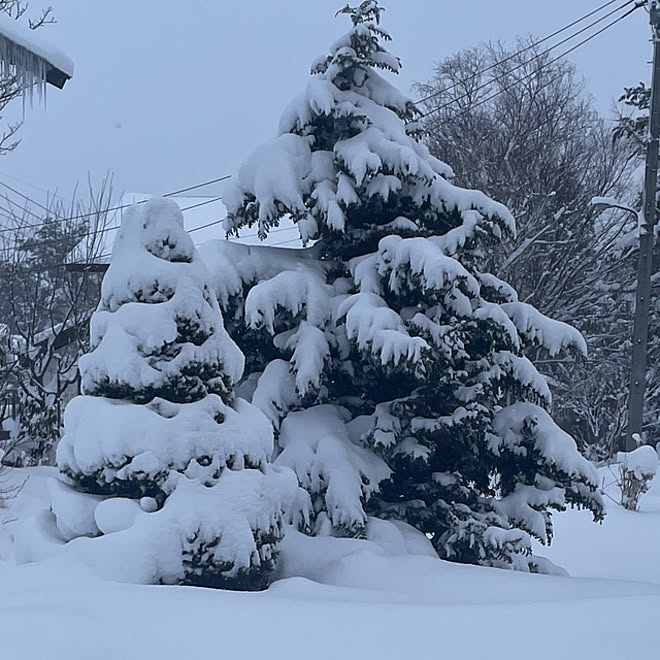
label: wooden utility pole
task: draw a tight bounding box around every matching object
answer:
[627,0,660,450]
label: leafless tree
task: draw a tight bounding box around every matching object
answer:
[416,40,639,456]
[0,175,116,464]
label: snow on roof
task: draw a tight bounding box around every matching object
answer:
[0,12,73,95]
[66,194,303,266]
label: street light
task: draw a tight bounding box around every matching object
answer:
[590,196,653,451]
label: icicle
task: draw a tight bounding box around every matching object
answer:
[0,32,49,114]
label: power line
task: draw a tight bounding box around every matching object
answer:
[0,170,65,201]
[0,204,31,226]
[2,201,302,259]
[0,192,45,223]
[414,0,634,106]
[2,0,636,257]
[0,174,232,235]
[1,196,225,254]
[163,175,231,198]
[91,220,302,261]
[0,2,640,260]
[267,237,305,248]
[414,0,641,119]
[5,6,630,234]
[419,2,642,120]
[0,180,60,217]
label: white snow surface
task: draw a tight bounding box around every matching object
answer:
[251,359,299,429]
[619,445,658,479]
[245,267,331,333]
[275,405,390,532]
[80,197,244,393]
[493,403,600,487]
[0,466,659,659]
[56,395,274,488]
[47,477,101,541]
[338,291,429,367]
[198,239,322,307]
[15,468,305,587]
[500,301,588,357]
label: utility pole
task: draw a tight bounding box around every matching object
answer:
[627,0,660,450]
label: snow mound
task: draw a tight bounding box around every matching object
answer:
[42,468,305,588]
[619,446,658,479]
[47,477,101,541]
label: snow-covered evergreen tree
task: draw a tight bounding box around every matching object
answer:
[219,1,604,569]
[52,198,306,590]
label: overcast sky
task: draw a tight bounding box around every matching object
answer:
[0,0,651,205]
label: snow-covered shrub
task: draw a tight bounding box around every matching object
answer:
[52,198,307,590]
[0,439,25,507]
[617,445,657,511]
[218,1,604,569]
[217,0,606,567]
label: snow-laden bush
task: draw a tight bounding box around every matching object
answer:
[51,198,308,590]
[617,445,658,511]
[0,442,24,507]
[216,0,604,569]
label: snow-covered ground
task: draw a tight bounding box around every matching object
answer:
[0,465,658,660]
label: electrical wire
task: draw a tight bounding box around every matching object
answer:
[90,220,303,262]
[1,205,303,272]
[2,195,227,253]
[0,174,232,235]
[0,1,642,262]
[414,0,635,107]
[6,3,631,233]
[419,2,642,120]
[0,2,638,236]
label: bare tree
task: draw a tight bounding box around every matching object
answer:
[0,176,116,464]
[417,40,638,456]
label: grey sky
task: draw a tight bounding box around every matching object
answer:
[0,0,651,205]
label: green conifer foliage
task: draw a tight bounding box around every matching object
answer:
[221,1,604,568]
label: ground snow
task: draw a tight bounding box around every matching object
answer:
[0,466,659,659]
[536,463,660,585]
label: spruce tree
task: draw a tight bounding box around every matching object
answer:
[53,198,305,589]
[221,0,604,568]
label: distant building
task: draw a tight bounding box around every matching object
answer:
[65,194,303,272]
